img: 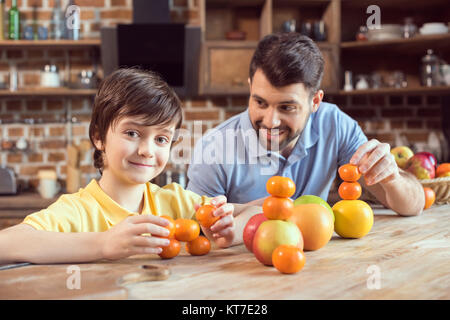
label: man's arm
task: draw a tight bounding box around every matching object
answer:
[350,139,425,216]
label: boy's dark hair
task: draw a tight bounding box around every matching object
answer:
[89,67,183,172]
[249,33,324,95]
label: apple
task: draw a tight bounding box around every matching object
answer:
[415,152,437,168]
[404,154,436,179]
[391,146,414,169]
[243,213,268,252]
[294,194,334,222]
[252,220,303,266]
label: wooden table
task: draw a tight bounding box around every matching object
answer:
[1,204,449,300]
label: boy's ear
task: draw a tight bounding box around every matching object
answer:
[92,133,104,151]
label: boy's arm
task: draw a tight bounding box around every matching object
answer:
[0,224,103,265]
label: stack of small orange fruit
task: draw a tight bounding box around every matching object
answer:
[158,213,212,259]
[263,177,306,274]
[332,164,374,239]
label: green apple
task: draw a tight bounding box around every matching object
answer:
[294,195,334,222]
[391,146,414,169]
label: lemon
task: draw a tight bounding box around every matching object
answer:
[332,200,374,239]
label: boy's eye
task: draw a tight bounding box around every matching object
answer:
[125,130,139,138]
[156,136,170,144]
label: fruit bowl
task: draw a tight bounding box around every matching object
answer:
[420,176,450,204]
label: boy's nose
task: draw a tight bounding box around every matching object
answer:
[138,141,155,158]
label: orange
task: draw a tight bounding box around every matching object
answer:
[338,164,361,182]
[436,163,450,178]
[338,181,362,200]
[262,196,294,220]
[159,238,181,259]
[272,245,306,274]
[160,215,175,238]
[266,176,296,198]
[195,204,219,228]
[287,204,334,251]
[186,236,211,256]
[174,218,200,242]
[332,200,373,239]
[423,187,435,210]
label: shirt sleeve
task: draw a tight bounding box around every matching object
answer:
[22,195,82,232]
[158,183,211,221]
[186,132,227,197]
[337,111,368,167]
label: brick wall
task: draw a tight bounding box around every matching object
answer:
[0,0,447,192]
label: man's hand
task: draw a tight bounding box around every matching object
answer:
[350,139,400,186]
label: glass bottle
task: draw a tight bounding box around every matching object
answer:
[8,0,20,40]
[51,0,63,40]
[421,49,440,87]
[64,0,80,40]
[0,0,5,40]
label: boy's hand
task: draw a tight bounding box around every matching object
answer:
[99,215,171,260]
[195,196,235,248]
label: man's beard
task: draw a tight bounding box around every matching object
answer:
[256,125,302,152]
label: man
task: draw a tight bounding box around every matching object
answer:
[187,33,424,216]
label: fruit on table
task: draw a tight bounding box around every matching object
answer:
[338,181,362,200]
[338,164,361,182]
[294,194,334,222]
[415,152,437,168]
[266,176,296,198]
[287,204,334,251]
[174,218,200,242]
[186,236,211,256]
[391,146,414,169]
[160,215,175,238]
[404,154,435,179]
[423,187,435,210]
[332,200,374,239]
[272,245,306,274]
[196,204,219,228]
[159,238,181,259]
[243,213,268,252]
[252,220,303,266]
[262,196,294,220]
[436,163,450,178]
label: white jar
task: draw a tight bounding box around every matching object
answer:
[40,65,60,87]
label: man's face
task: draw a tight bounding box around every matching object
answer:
[248,69,322,152]
[95,115,176,185]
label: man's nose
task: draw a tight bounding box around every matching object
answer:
[262,107,281,129]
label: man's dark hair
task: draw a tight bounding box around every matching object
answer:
[89,67,182,172]
[249,33,324,95]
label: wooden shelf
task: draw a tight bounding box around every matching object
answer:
[0,88,97,97]
[341,33,450,53]
[0,39,101,48]
[336,85,450,95]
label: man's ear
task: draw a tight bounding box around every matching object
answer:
[248,77,252,89]
[311,90,324,113]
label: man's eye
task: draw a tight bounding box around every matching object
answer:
[280,105,296,112]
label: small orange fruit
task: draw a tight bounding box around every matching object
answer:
[186,236,211,256]
[266,176,296,198]
[174,218,200,242]
[196,204,219,228]
[338,181,362,200]
[160,215,175,238]
[423,187,435,210]
[262,196,294,220]
[272,245,306,274]
[159,238,181,259]
[436,163,450,178]
[338,164,361,182]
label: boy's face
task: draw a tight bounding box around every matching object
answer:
[96,115,176,185]
[248,68,323,152]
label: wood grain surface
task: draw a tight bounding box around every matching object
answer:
[1,205,449,300]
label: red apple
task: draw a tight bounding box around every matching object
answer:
[404,154,436,179]
[391,146,414,169]
[252,220,303,266]
[243,213,267,252]
[415,152,437,168]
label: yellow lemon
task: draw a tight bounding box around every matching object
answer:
[332,200,374,239]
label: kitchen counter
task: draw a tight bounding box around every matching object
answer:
[0,204,449,300]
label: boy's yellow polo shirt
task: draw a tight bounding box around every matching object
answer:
[22,179,210,233]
